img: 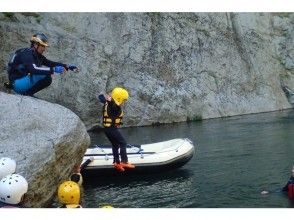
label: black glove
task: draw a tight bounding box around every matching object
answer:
[68,65,78,71]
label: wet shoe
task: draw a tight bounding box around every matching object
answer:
[121,162,135,169]
[113,163,125,172]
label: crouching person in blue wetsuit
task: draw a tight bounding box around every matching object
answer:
[0,174,28,208]
[98,87,135,172]
[282,166,294,200]
[5,33,78,96]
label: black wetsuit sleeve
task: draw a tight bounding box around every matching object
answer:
[42,56,67,68]
[80,159,92,171]
[98,95,120,116]
[22,50,53,75]
[98,94,106,103]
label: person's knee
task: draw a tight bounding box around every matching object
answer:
[13,76,31,94]
[23,75,52,95]
[35,75,52,91]
[43,75,52,87]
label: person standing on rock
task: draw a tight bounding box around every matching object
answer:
[4,33,79,97]
[98,87,135,172]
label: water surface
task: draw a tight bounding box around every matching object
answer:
[83,109,294,208]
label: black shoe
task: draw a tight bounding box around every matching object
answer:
[4,82,13,89]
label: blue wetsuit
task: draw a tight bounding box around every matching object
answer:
[7,47,67,95]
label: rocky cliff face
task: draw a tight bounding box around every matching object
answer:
[0,12,293,129]
[0,92,90,207]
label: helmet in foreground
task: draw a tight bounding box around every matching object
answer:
[58,181,80,205]
[0,157,16,179]
[0,174,28,205]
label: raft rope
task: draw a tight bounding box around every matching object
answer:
[92,144,145,160]
[93,144,109,161]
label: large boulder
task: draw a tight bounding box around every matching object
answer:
[0,92,90,207]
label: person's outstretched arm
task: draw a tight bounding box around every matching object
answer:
[42,55,68,69]
[80,157,94,171]
[22,50,54,75]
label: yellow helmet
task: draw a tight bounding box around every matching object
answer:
[111,87,129,106]
[58,181,80,205]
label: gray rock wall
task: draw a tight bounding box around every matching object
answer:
[0,12,293,129]
[0,92,90,207]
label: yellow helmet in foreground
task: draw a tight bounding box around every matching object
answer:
[111,87,129,106]
[58,181,80,205]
